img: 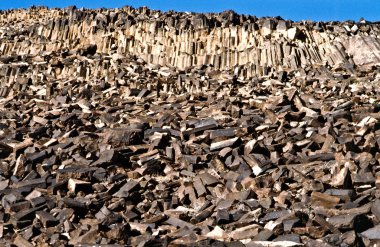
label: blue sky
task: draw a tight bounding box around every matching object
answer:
[0,1,379,22]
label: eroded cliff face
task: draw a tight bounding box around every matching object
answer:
[1,6,380,80]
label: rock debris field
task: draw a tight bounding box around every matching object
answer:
[1,5,380,247]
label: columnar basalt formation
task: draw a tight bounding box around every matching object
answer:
[0,6,380,77]
[1,5,380,247]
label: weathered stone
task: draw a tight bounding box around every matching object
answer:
[0,5,380,247]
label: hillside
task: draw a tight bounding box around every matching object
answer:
[0,6,380,247]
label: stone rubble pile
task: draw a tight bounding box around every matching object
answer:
[0,5,380,247]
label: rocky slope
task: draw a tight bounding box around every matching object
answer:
[0,5,380,247]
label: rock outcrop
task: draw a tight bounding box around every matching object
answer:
[0,6,380,79]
